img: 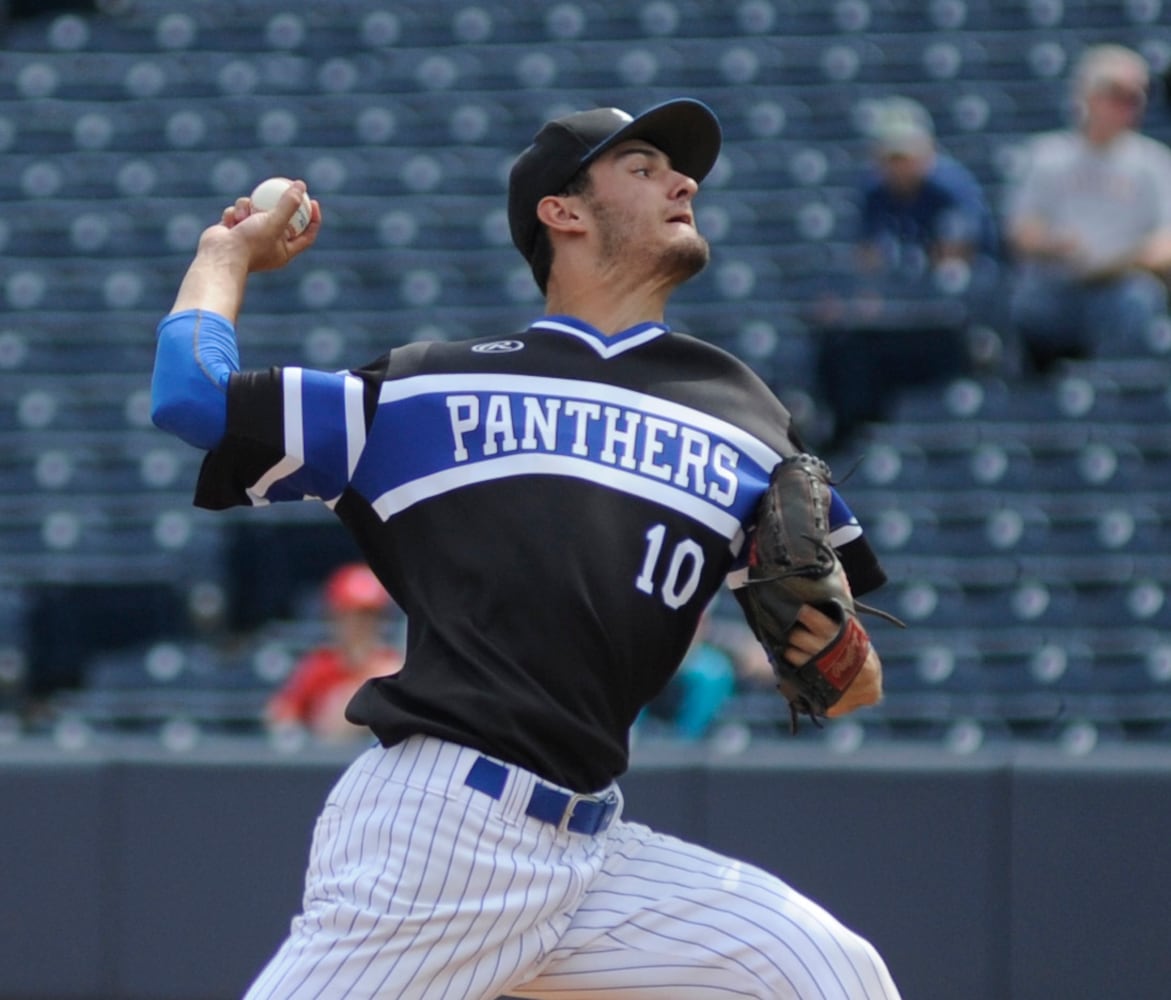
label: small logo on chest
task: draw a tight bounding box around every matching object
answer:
[472,340,525,354]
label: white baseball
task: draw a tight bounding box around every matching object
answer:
[249,176,312,235]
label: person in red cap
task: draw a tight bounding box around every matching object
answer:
[265,563,403,743]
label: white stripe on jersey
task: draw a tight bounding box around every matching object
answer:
[725,522,862,590]
[245,368,307,505]
[370,450,743,542]
[377,372,785,474]
[342,374,366,479]
[284,368,305,460]
[830,521,863,548]
[247,456,303,506]
[320,374,370,510]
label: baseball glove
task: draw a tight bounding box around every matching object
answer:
[737,454,902,732]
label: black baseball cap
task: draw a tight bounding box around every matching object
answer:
[507,98,722,264]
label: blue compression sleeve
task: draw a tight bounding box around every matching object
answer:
[150,309,239,450]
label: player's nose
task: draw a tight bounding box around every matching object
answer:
[668,170,700,199]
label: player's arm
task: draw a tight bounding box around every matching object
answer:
[784,482,887,716]
[151,182,321,450]
[827,486,886,596]
[171,179,321,322]
[151,309,238,449]
[820,487,887,714]
[732,457,894,730]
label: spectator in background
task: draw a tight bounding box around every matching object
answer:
[856,96,999,283]
[266,563,404,743]
[809,97,999,447]
[639,610,737,741]
[1005,44,1171,374]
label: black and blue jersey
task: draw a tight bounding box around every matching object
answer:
[159,312,885,791]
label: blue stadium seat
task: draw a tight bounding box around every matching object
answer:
[1085,629,1171,696]
[876,629,988,694]
[886,576,969,628]
[1071,578,1171,630]
[976,631,1096,693]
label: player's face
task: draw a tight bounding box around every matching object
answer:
[581,141,710,283]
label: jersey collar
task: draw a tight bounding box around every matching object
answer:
[529,314,670,359]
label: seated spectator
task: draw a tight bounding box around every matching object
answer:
[266,563,404,743]
[1004,44,1171,374]
[639,611,737,741]
[809,97,1000,446]
[856,97,999,284]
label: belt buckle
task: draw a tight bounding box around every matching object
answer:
[557,790,619,835]
[557,792,591,834]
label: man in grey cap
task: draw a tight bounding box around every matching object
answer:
[152,97,900,999]
[857,96,997,278]
[811,95,999,445]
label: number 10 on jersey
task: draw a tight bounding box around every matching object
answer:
[635,524,705,609]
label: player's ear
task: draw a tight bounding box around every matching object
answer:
[536,194,588,236]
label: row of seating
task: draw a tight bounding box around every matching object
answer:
[2,2,1168,745]
[717,689,1171,753]
[6,41,1110,111]
[38,611,1171,749]
[10,1,1168,54]
[866,498,1169,556]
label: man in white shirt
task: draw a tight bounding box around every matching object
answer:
[1005,44,1171,373]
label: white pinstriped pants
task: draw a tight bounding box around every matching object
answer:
[244,736,901,1000]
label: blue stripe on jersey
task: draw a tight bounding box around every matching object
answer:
[244,368,862,551]
[828,489,863,547]
[724,483,861,580]
[248,368,366,506]
[349,373,782,544]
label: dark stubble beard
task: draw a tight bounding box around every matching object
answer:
[591,195,711,285]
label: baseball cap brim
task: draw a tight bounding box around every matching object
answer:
[508,98,722,264]
[579,98,722,189]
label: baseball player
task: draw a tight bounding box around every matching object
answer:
[151,98,901,999]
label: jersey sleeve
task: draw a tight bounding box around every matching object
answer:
[193,363,381,510]
[725,481,887,598]
[826,485,886,596]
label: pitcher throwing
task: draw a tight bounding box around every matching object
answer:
[151,97,902,999]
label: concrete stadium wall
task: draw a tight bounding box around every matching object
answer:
[2,739,1169,1000]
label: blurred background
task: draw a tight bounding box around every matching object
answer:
[3,3,1171,999]
[2,0,1170,755]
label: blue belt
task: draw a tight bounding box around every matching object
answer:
[464,756,619,836]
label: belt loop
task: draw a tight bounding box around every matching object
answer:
[464,756,508,799]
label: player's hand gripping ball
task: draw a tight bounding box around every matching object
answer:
[249,177,313,237]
